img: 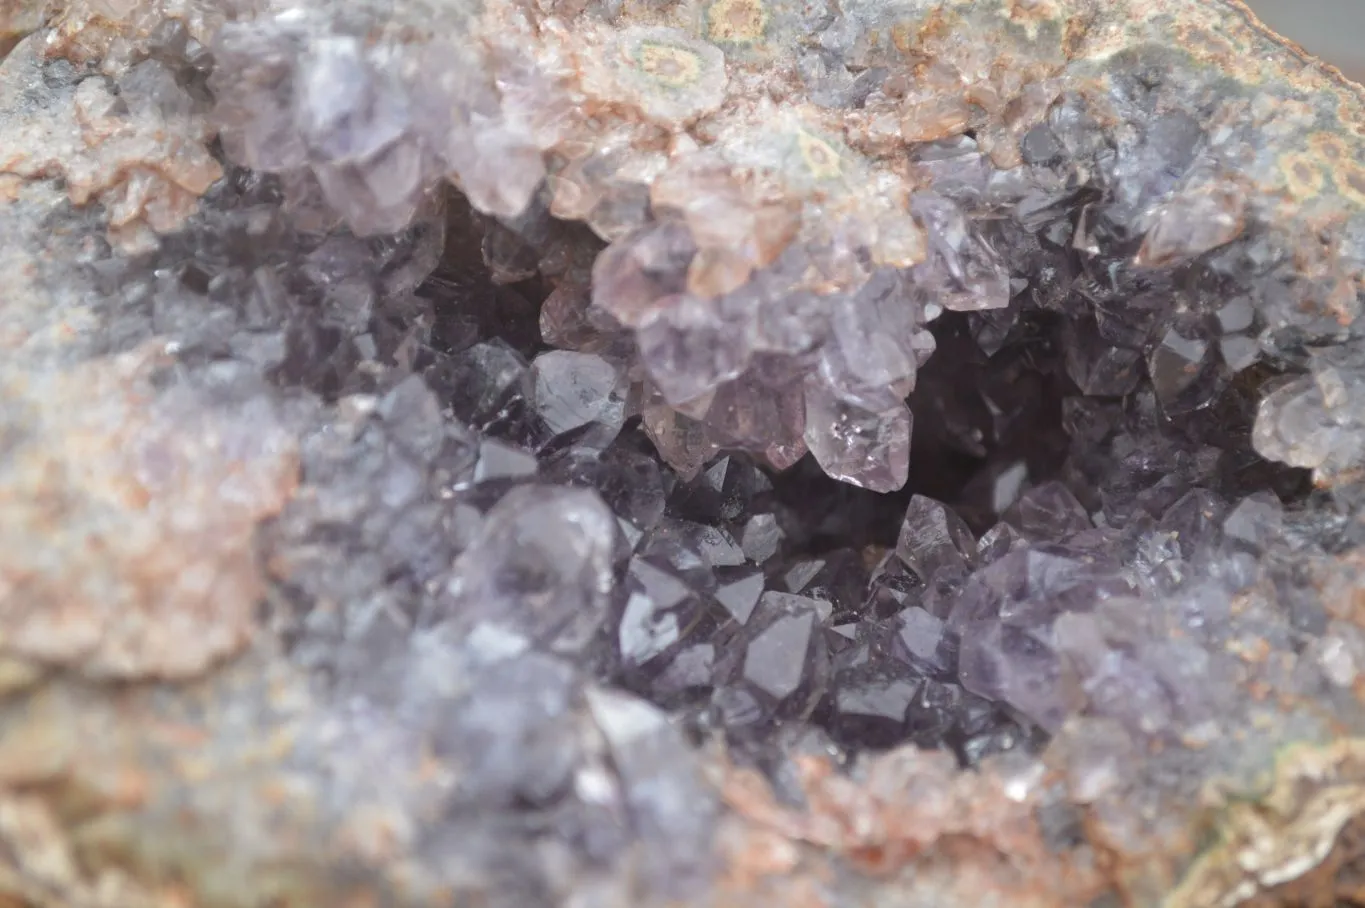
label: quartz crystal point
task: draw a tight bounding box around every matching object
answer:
[803,374,913,492]
[440,485,621,652]
[5,1,1365,908]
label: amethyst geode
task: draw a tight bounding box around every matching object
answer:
[2,0,1365,906]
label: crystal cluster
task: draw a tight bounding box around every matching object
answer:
[4,0,1365,906]
[200,0,1365,499]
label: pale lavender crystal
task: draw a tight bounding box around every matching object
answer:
[1253,362,1365,483]
[912,136,991,201]
[739,514,783,564]
[1136,173,1247,267]
[636,295,753,406]
[583,687,717,892]
[299,37,409,164]
[705,376,804,454]
[896,495,978,584]
[827,270,924,388]
[210,22,308,172]
[472,439,538,483]
[456,126,548,220]
[437,653,581,807]
[948,543,1136,728]
[654,518,746,568]
[803,376,911,493]
[1222,492,1284,550]
[653,644,716,696]
[977,522,1027,565]
[893,607,956,678]
[1053,613,1174,737]
[911,191,1012,312]
[530,350,626,442]
[1064,317,1141,396]
[629,557,700,611]
[1004,482,1093,541]
[313,151,426,236]
[1157,489,1226,559]
[591,222,696,329]
[444,486,619,651]
[1110,110,1205,219]
[958,620,1067,731]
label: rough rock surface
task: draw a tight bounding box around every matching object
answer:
[1,1,1365,907]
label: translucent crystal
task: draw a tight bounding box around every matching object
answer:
[739,513,783,564]
[1147,327,1212,411]
[530,350,626,443]
[636,295,753,406]
[437,653,580,807]
[1136,177,1247,267]
[803,376,911,493]
[896,494,978,584]
[444,486,619,652]
[591,222,696,330]
[743,608,818,701]
[715,569,765,623]
[893,607,956,678]
[829,670,920,748]
[619,591,682,666]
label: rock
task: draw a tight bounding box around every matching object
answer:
[3,0,1365,906]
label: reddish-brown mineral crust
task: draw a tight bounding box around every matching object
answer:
[0,343,299,679]
[0,34,221,251]
[42,0,224,72]
[0,0,46,56]
[0,32,294,688]
[716,746,1113,906]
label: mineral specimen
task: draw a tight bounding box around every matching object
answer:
[3,0,1365,906]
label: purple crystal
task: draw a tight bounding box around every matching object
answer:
[803,375,912,493]
[530,350,626,443]
[896,495,978,584]
[22,8,1365,903]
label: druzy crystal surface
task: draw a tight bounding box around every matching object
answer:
[4,0,1365,906]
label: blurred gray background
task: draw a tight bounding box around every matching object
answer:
[1248,0,1365,82]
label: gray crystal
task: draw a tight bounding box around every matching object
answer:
[743,610,817,701]
[437,653,580,806]
[473,439,539,483]
[739,513,783,564]
[1148,327,1211,409]
[830,671,920,747]
[894,607,955,677]
[653,643,716,696]
[584,687,718,893]
[531,350,626,442]
[445,486,619,651]
[620,591,682,665]
[715,569,765,624]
